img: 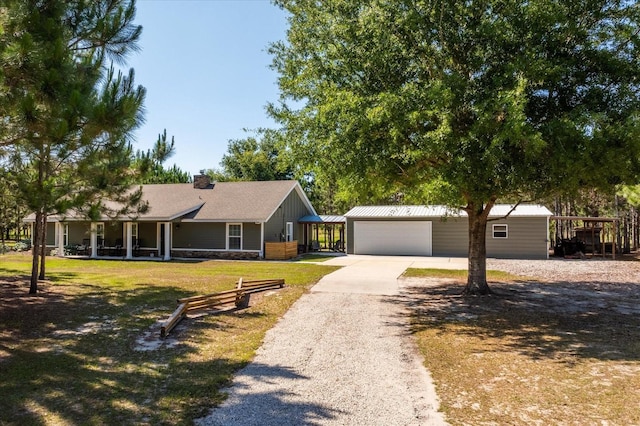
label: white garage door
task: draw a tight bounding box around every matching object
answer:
[353,221,432,256]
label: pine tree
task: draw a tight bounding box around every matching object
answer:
[1,1,146,293]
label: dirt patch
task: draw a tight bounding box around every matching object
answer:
[400,258,640,425]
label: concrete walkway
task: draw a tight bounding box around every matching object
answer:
[198,256,453,425]
[313,255,468,295]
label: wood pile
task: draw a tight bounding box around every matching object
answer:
[160,277,285,338]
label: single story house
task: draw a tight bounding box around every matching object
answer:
[30,176,317,260]
[344,204,553,259]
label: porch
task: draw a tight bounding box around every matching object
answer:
[298,215,347,253]
[51,220,172,261]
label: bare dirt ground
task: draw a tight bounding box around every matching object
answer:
[403,256,640,318]
[399,255,640,425]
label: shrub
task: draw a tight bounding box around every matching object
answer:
[13,240,32,252]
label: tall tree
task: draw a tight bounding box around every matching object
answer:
[1,1,146,293]
[270,0,640,294]
[208,128,294,182]
[134,129,191,184]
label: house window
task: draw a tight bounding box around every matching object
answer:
[96,223,105,246]
[286,222,294,242]
[227,223,242,250]
[492,224,508,239]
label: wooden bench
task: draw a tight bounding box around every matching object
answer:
[160,277,285,338]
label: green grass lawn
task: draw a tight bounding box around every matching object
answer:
[0,253,338,425]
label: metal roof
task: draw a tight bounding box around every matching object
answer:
[299,215,346,224]
[320,215,346,223]
[344,204,553,218]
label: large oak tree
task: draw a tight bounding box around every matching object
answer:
[270,0,640,294]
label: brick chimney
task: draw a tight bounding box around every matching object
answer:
[193,173,213,189]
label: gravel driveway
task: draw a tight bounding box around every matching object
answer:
[196,258,447,426]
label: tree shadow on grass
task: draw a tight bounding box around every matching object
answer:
[0,277,274,425]
[388,278,640,363]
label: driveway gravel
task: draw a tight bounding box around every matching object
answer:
[196,258,447,426]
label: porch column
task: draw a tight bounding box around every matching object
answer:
[163,222,171,261]
[125,222,133,259]
[260,222,264,258]
[57,222,64,256]
[90,222,98,258]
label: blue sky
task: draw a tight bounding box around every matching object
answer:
[126,0,288,176]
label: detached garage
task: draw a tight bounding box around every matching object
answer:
[345,204,552,259]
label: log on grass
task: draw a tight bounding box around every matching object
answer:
[160,302,188,338]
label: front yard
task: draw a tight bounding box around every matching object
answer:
[0,254,337,425]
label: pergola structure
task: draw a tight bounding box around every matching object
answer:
[551,216,619,259]
[298,215,346,252]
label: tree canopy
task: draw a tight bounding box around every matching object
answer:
[134,129,191,184]
[270,0,640,294]
[0,0,146,293]
[207,129,294,182]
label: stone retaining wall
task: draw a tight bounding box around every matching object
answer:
[171,250,260,260]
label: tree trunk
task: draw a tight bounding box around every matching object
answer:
[29,211,42,294]
[463,201,494,295]
[38,214,47,280]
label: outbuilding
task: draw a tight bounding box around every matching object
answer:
[344,204,553,259]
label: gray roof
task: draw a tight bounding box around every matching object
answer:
[344,204,552,218]
[36,180,315,223]
[143,180,315,222]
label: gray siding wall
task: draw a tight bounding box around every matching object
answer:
[486,217,549,259]
[172,222,262,251]
[173,222,226,249]
[347,216,549,259]
[264,189,312,243]
[46,222,56,246]
[243,223,261,250]
[432,217,468,257]
[346,218,355,254]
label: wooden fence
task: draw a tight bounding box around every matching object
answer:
[264,241,298,260]
[160,277,285,338]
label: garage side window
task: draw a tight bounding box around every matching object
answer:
[492,224,508,239]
